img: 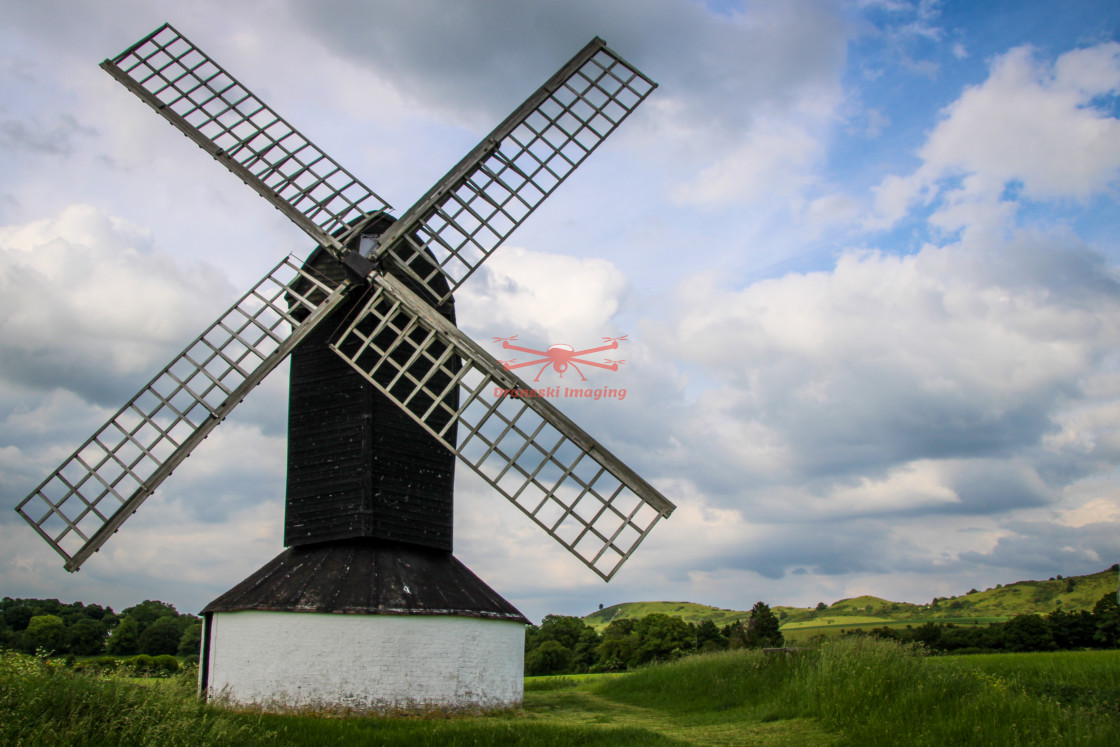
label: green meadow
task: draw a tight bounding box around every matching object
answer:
[4,641,1118,746]
[584,567,1118,634]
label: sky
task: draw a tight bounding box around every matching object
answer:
[2,0,1119,624]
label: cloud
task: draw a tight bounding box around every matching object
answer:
[284,0,847,132]
[0,205,237,404]
[2,0,1119,624]
[282,0,848,216]
[921,44,1120,198]
[0,115,95,156]
[654,227,1120,505]
[959,518,1120,577]
[871,42,1120,229]
[673,119,822,206]
[449,225,1120,596]
[457,246,629,344]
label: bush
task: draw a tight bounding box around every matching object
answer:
[73,656,120,673]
[127,655,156,673]
[153,655,180,673]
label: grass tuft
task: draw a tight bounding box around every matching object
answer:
[0,651,273,746]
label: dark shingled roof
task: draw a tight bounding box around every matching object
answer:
[201,539,527,623]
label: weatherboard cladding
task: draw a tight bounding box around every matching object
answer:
[284,220,459,550]
[201,539,528,623]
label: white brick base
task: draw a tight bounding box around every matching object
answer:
[203,610,525,712]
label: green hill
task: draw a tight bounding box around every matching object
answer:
[582,566,1118,632]
[584,601,751,631]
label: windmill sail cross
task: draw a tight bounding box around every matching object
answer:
[18,24,674,581]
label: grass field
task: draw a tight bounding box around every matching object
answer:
[936,650,1120,716]
[781,616,1009,643]
[584,566,1117,633]
[3,644,1118,745]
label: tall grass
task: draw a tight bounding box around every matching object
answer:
[0,652,272,746]
[596,637,1120,746]
[940,650,1120,717]
[4,643,1117,745]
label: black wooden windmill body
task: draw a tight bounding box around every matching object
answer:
[16,24,675,710]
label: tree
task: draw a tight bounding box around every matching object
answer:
[1003,614,1055,652]
[536,615,587,651]
[1092,593,1120,648]
[594,618,637,671]
[745,602,784,648]
[139,617,182,656]
[723,620,746,649]
[913,622,942,649]
[178,622,203,658]
[107,616,140,655]
[572,626,602,672]
[21,615,67,654]
[525,640,573,676]
[595,635,635,672]
[81,604,112,622]
[3,603,33,632]
[815,602,828,612]
[601,618,635,640]
[120,601,179,631]
[66,618,108,656]
[523,623,541,655]
[695,619,726,652]
[630,613,693,666]
[1047,608,1096,650]
[525,615,599,675]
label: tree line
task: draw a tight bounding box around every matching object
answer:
[525,601,784,676]
[845,592,1120,653]
[0,597,201,659]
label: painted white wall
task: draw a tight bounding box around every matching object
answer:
[204,611,524,712]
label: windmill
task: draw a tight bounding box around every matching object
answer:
[16,24,675,711]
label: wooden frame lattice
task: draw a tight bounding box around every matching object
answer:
[101,23,390,254]
[372,38,656,304]
[332,273,673,580]
[16,258,347,570]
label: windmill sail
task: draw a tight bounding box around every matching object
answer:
[16,258,347,571]
[19,24,673,580]
[369,38,657,305]
[332,273,675,581]
[101,24,391,256]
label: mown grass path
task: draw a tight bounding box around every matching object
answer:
[521,684,839,745]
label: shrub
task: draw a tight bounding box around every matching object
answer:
[153,655,180,673]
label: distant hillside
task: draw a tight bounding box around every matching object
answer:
[583,566,1118,631]
[584,601,751,631]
